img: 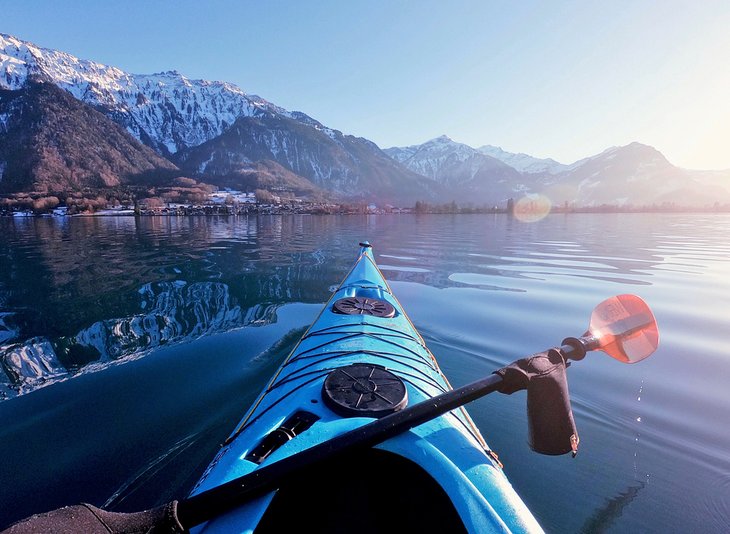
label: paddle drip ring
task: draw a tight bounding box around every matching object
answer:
[332,297,396,318]
[322,364,408,417]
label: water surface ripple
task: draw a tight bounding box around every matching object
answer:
[0,213,728,533]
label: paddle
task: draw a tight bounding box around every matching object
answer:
[2,294,658,533]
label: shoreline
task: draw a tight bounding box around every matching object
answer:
[3,205,730,218]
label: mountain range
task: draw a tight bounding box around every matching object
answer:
[1,33,728,207]
[386,136,730,207]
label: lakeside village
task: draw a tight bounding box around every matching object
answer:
[0,187,512,217]
[2,188,729,218]
[0,189,428,217]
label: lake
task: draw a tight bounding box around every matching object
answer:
[0,213,728,532]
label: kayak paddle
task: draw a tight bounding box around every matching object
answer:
[2,294,658,533]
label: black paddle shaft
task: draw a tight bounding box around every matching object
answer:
[0,343,584,534]
[178,373,503,527]
[177,342,584,528]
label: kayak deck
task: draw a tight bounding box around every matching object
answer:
[190,243,542,533]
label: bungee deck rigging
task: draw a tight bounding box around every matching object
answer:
[219,242,489,457]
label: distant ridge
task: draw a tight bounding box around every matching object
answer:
[477,144,568,175]
[384,135,526,204]
[387,137,730,207]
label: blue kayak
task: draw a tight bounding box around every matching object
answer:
[188,242,543,533]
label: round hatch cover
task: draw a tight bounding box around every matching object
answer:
[322,364,407,417]
[332,297,396,318]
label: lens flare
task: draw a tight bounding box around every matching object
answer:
[512,194,552,222]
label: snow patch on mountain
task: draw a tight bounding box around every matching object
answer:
[0,111,10,133]
[477,145,568,174]
[0,53,29,89]
[385,135,498,182]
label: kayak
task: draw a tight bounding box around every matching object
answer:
[187,241,543,533]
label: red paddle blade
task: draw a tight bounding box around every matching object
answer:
[588,294,659,363]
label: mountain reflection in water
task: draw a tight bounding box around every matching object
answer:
[1,280,277,398]
[0,216,340,399]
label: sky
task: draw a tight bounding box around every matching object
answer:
[2,0,729,169]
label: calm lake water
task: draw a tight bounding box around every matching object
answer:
[0,213,728,532]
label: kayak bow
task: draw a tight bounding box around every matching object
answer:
[188,242,543,533]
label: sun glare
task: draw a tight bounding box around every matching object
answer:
[513,194,552,223]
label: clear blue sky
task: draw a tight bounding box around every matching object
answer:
[2,0,729,169]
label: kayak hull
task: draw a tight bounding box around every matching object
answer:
[190,243,542,533]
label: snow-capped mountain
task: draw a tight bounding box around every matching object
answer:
[1,33,304,155]
[386,136,569,179]
[385,135,488,181]
[385,135,544,203]
[545,142,730,207]
[477,145,569,175]
[387,137,730,207]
